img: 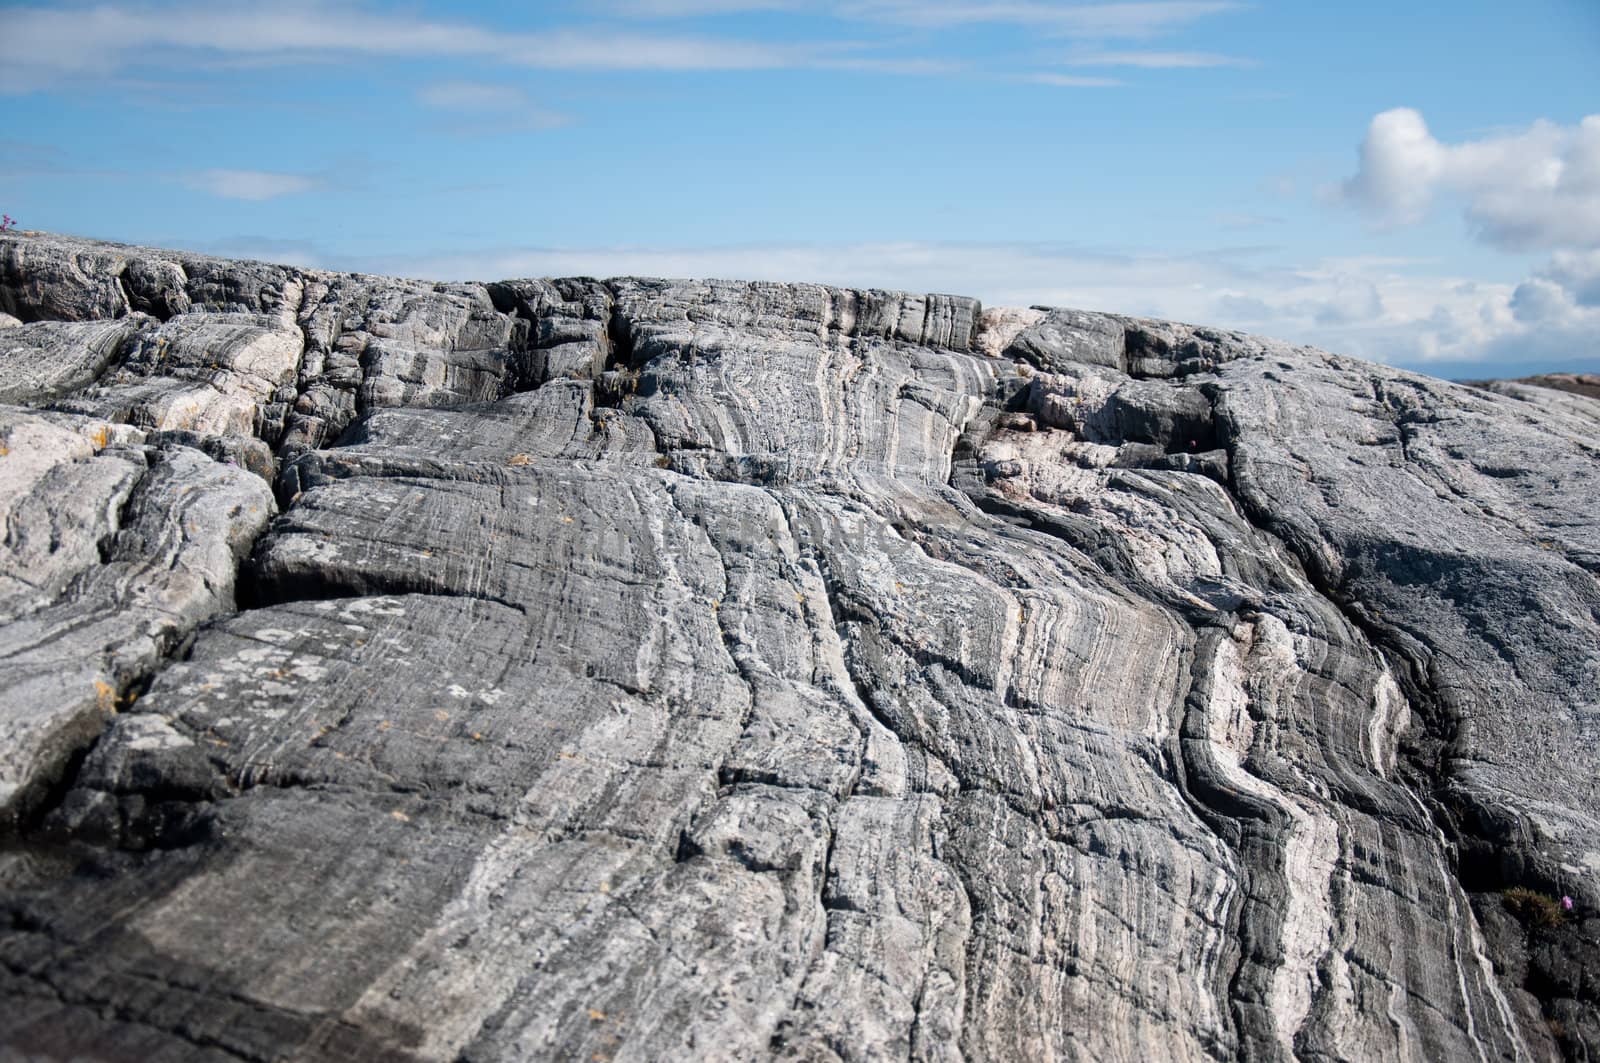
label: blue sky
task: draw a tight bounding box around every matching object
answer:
[3,0,1597,378]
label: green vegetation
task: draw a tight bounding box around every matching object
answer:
[1502,886,1568,928]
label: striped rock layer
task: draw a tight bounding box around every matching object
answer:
[0,233,1597,1062]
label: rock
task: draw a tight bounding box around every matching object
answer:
[46,312,305,440]
[0,406,274,826]
[1467,372,1600,402]
[0,319,143,403]
[0,230,1594,1062]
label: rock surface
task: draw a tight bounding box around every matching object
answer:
[1466,373,1600,403]
[0,231,1596,1061]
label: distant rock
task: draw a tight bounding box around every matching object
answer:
[1466,371,1600,402]
[0,231,1596,1061]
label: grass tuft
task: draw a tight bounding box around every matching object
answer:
[1502,886,1567,928]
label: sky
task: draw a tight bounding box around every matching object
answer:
[2,0,1597,379]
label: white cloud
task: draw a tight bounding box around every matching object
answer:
[179,168,320,200]
[1508,253,1600,329]
[602,0,802,14]
[414,82,570,131]
[177,235,329,268]
[1213,211,1282,229]
[0,1,1247,91]
[1027,73,1124,87]
[601,0,1245,36]
[1065,50,1250,68]
[1481,253,1600,367]
[0,2,872,90]
[417,82,531,112]
[1341,108,1600,251]
[838,1,1243,36]
[1537,249,1600,307]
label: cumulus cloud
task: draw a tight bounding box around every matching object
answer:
[1536,249,1600,308]
[178,168,320,200]
[1478,253,1600,368]
[1341,108,1600,251]
[1508,253,1600,326]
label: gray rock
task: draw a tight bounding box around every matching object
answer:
[0,406,274,826]
[0,230,1594,1062]
[0,319,142,403]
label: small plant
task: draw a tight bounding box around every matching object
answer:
[1503,886,1568,928]
[0,214,15,232]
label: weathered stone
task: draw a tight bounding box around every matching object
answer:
[0,230,1594,1062]
[0,406,274,826]
[0,319,142,403]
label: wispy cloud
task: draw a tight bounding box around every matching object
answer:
[1,1,1250,92]
[170,234,330,268]
[0,2,872,91]
[1066,50,1251,68]
[600,0,1246,35]
[1340,108,1600,251]
[836,1,1244,36]
[0,140,83,178]
[178,168,321,200]
[600,0,803,14]
[1027,73,1125,88]
[1213,211,1283,229]
[417,82,534,111]
[415,81,571,131]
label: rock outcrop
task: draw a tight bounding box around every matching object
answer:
[0,232,1596,1062]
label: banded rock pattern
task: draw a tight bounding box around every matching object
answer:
[0,232,1596,1062]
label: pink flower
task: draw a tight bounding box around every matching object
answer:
[1562,895,1574,911]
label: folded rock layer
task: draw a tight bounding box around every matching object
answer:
[0,233,1596,1061]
